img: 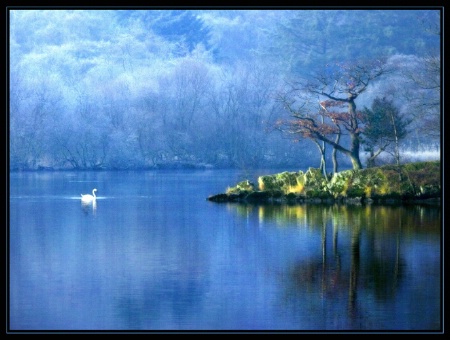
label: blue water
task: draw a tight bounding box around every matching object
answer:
[8,170,442,331]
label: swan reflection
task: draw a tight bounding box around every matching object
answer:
[81,199,97,215]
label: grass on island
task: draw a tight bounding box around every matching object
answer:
[222,160,440,202]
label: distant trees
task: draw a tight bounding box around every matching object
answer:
[394,11,440,143]
[402,55,440,141]
[206,62,280,168]
[138,10,212,54]
[158,58,212,130]
[9,73,65,169]
[274,10,440,75]
[8,9,440,171]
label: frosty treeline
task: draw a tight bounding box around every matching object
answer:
[9,9,441,170]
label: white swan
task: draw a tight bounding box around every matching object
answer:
[81,188,97,203]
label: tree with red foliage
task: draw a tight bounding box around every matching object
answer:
[278,59,390,170]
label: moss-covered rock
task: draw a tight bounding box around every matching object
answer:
[258,175,279,191]
[304,167,326,187]
[258,171,306,194]
[327,170,353,197]
[208,161,440,204]
[226,180,255,194]
[418,184,441,198]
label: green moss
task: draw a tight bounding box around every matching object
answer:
[227,180,255,194]
[328,169,362,198]
[258,171,306,194]
[305,188,332,199]
[304,168,325,186]
[402,161,440,191]
[346,186,366,198]
[258,175,278,191]
[218,161,440,203]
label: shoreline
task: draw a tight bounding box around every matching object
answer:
[207,161,441,205]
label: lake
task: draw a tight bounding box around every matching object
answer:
[8,170,442,332]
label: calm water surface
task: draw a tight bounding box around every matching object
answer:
[9,170,442,331]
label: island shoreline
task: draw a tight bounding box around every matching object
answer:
[208,161,441,205]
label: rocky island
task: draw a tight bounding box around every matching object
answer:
[208,161,441,205]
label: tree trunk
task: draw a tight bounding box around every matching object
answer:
[350,154,362,170]
[313,140,327,178]
[348,99,363,170]
[390,111,401,166]
[315,133,362,171]
[319,116,327,178]
[349,133,363,170]
[332,146,338,174]
[332,123,341,174]
[366,146,387,168]
[321,140,327,178]
[367,150,375,168]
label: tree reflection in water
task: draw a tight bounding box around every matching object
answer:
[228,202,440,330]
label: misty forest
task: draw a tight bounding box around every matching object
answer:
[9,9,441,172]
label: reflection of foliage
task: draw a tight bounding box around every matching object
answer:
[366,254,404,301]
[223,200,440,329]
[290,259,347,297]
[232,203,440,235]
[274,203,438,328]
[257,204,328,228]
